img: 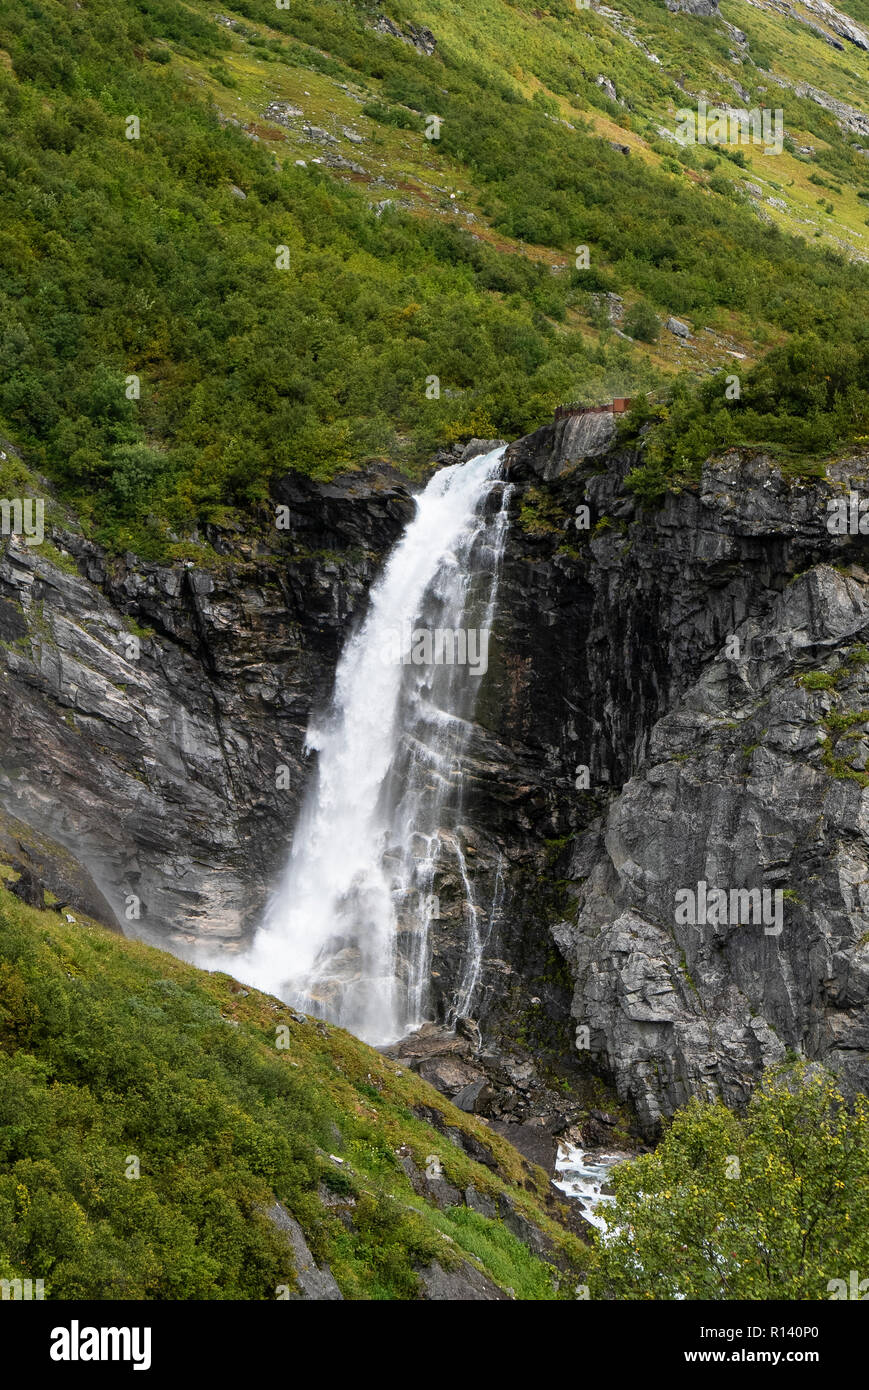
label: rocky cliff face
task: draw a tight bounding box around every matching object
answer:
[0,456,413,948]
[487,425,869,1137]
[3,424,868,1143]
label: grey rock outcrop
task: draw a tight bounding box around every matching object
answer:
[764,74,869,138]
[506,413,617,482]
[418,1261,509,1300]
[722,20,748,46]
[596,75,619,103]
[793,0,869,51]
[267,1202,343,1300]
[370,16,437,56]
[665,0,719,14]
[5,406,869,1147]
[555,556,869,1132]
[262,102,303,127]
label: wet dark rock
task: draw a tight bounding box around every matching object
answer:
[425,1176,463,1210]
[7,863,45,910]
[449,1127,501,1172]
[488,1120,559,1174]
[504,413,616,481]
[0,809,119,928]
[456,1015,483,1049]
[498,418,869,1136]
[496,1192,561,1266]
[409,1105,501,1172]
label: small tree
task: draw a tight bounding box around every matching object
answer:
[622,300,659,342]
[592,1064,869,1300]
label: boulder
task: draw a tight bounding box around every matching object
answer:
[8,863,45,910]
[464,1185,498,1219]
[452,1077,492,1112]
[418,1054,488,1097]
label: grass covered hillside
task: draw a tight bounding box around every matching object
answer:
[2,880,866,1301]
[0,0,868,557]
[0,880,587,1300]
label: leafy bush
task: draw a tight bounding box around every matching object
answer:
[622,300,660,342]
[625,334,869,500]
[593,1064,869,1300]
[361,100,419,130]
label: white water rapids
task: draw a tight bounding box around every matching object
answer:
[554,1146,623,1231]
[225,444,511,1045]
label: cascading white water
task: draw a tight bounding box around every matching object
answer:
[232,444,511,1045]
[554,1147,623,1231]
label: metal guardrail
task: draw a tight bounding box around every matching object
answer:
[553,398,632,421]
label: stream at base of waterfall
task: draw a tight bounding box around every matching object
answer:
[554,1146,629,1230]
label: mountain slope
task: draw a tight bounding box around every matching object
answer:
[0,0,867,559]
[0,879,586,1299]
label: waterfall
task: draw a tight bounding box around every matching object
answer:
[235,444,511,1045]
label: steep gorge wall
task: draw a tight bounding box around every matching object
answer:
[2,424,868,1140]
[477,421,869,1136]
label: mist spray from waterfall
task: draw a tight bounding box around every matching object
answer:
[229,445,511,1045]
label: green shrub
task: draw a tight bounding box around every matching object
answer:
[593,1064,869,1300]
[361,100,419,130]
[623,300,660,343]
[625,334,869,501]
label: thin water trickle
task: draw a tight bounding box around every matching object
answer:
[224,445,511,1044]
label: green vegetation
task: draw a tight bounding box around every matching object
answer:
[624,334,869,501]
[794,648,869,785]
[0,883,582,1299]
[1,0,868,553]
[797,670,841,691]
[592,1063,869,1299]
[622,300,660,344]
[819,704,869,786]
[518,484,569,536]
